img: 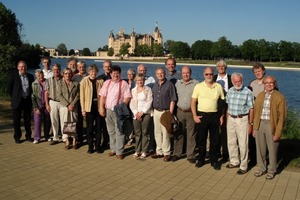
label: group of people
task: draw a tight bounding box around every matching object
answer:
[8,57,286,180]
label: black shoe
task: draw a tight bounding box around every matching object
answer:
[171,155,180,162]
[96,149,103,154]
[195,160,205,168]
[212,162,221,170]
[87,149,94,154]
[221,155,229,163]
[15,139,21,144]
[26,138,32,142]
[187,159,196,164]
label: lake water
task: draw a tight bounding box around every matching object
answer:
[30,58,300,111]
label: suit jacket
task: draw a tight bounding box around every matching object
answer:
[213,74,233,92]
[7,69,34,109]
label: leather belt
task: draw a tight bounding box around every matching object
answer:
[230,114,248,118]
[155,109,168,112]
[49,98,60,102]
[178,107,191,112]
[198,111,217,115]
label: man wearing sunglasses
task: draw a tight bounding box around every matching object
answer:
[191,67,225,170]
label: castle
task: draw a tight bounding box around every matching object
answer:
[108,22,163,55]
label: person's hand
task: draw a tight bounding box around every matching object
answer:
[193,115,203,123]
[82,111,86,117]
[273,135,280,142]
[252,130,257,138]
[248,124,253,135]
[35,109,41,115]
[68,104,74,111]
[136,112,143,121]
[219,115,224,126]
[100,108,106,117]
[46,104,51,112]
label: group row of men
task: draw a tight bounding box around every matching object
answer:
[7,57,286,180]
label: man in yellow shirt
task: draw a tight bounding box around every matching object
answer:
[191,67,225,170]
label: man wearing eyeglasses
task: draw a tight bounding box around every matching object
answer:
[253,75,286,180]
[191,67,225,170]
[226,72,254,175]
[41,56,53,79]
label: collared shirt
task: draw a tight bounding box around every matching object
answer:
[166,70,181,85]
[99,79,131,110]
[226,86,254,116]
[130,85,153,118]
[249,79,264,98]
[72,73,87,83]
[19,73,29,97]
[216,73,229,92]
[192,81,225,112]
[42,69,53,79]
[176,79,198,110]
[260,90,273,120]
[152,79,177,110]
[144,75,156,88]
[45,76,62,101]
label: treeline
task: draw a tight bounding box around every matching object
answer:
[165,36,300,62]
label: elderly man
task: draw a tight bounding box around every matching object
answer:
[97,60,112,81]
[66,57,78,76]
[151,67,177,162]
[226,72,254,175]
[213,60,233,162]
[173,66,198,163]
[165,58,181,85]
[8,61,34,143]
[45,63,63,145]
[253,75,286,180]
[99,65,131,160]
[191,67,225,170]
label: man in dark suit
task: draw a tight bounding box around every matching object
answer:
[8,60,34,143]
[213,60,233,162]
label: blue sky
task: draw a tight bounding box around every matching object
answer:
[2,0,300,51]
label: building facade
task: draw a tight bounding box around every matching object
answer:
[108,23,163,55]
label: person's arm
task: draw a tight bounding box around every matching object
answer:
[248,108,254,134]
[191,98,202,123]
[169,101,176,114]
[99,96,106,117]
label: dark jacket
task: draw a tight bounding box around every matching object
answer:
[7,69,34,109]
[114,102,130,133]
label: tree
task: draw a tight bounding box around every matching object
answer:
[191,40,213,60]
[169,41,190,59]
[119,43,131,56]
[292,42,300,62]
[135,44,152,56]
[82,48,92,56]
[102,45,108,51]
[69,49,75,56]
[107,47,114,56]
[240,39,257,61]
[278,40,293,61]
[152,44,164,57]
[210,36,233,59]
[57,43,67,56]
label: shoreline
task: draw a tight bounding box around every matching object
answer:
[53,56,300,71]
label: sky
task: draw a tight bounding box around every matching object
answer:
[2,0,300,52]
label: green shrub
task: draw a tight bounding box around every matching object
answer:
[282,108,300,139]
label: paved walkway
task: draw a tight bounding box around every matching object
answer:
[0,125,299,200]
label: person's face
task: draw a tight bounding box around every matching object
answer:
[110,70,120,82]
[77,64,86,75]
[42,59,51,69]
[135,77,145,87]
[217,64,226,75]
[103,62,111,74]
[36,73,44,82]
[166,59,175,72]
[127,71,135,80]
[181,67,191,82]
[63,70,72,81]
[232,75,243,90]
[253,68,265,80]
[264,77,276,93]
[52,66,60,77]
[67,60,77,72]
[203,68,213,83]
[138,66,147,75]
[89,69,98,80]
[155,69,165,81]
[17,62,27,75]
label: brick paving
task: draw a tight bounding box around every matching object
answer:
[0,126,299,200]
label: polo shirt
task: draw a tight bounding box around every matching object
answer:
[192,81,224,112]
[175,79,198,110]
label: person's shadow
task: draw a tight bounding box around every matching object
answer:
[277,139,300,173]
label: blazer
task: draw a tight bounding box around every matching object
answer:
[58,78,79,107]
[31,79,46,109]
[7,69,34,109]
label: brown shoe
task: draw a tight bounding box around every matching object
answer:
[151,153,164,159]
[226,163,240,169]
[72,144,77,150]
[65,145,69,150]
[163,155,171,162]
[50,140,59,145]
[116,155,123,160]
[108,152,116,156]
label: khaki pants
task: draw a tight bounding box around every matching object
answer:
[153,110,171,156]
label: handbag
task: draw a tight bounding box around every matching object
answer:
[63,110,77,135]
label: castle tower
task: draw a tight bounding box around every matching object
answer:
[153,21,163,44]
[108,30,115,49]
[130,28,136,54]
